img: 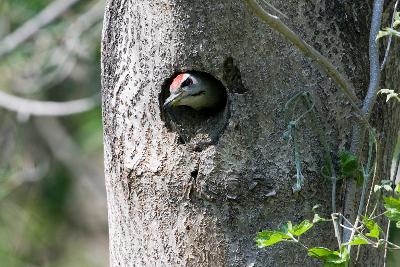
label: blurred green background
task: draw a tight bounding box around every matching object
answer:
[0,0,107,266]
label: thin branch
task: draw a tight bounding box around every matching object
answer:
[243,0,361,108]
[383,222,392,267]
[340,224,355,231]
[343,0,384,245]
[0,0,81,59]
[363,0,385,119]
[384,150,400,266]
[332,213,342,249]
[260,0,288,19]
[0,90,100,117]
[369,211,387,221]
[27,2,104,92]
[335,213,377,246]
[359,134,378,217]
[381,0,399,71]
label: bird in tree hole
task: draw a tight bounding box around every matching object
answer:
[163,72,227,112]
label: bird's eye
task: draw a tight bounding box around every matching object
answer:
[182,78,193,87]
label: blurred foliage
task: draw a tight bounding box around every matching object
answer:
[0,0,107,266]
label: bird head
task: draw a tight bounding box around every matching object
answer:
[163,72,226,111]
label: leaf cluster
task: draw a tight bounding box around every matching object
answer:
[338,151,364,186]
[377,12,400,40]
[256,214,352,266]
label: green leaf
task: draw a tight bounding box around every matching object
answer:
[345,235,370,245]
[312,204,322,212]
[378,89,400,102]
[395,183,400,194]
[280,221,291,235]
[383,184,393,192]
[394,12,400,28]
[338,151,364,185]
[339,151,358,176]
[377,30,391,40]
[321,165,332,177]
[256,230,291,247]
[374,185,382,193]
[289,220,314,236]
[384,197,400,221]
[322,263,346,267]
[379,180,393,192]
[313,213,331,223]
[362,217,381,239]
[396,221,400,229]
[384,197,400,209]
[308,247,348,266]
[308,247,339,258]
[385,208,400,221]
[355,169,364,187]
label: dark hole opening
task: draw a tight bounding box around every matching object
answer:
[191,169,199,179]
[159,70,230,146]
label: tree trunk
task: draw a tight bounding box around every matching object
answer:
[101,0,399,266]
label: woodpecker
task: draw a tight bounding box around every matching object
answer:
[163,72,227,111]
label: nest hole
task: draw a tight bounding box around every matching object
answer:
[159,71,230,148]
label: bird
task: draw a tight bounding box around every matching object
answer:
[163,72,227,112]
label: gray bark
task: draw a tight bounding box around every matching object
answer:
[101,0,399,266]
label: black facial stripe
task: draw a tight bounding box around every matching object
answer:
[181,77,193,88]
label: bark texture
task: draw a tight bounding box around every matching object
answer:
[101,0,399,266]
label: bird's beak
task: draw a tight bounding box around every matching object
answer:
[163,91,187,109]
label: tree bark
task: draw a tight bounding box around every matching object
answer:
[101,0,399,266]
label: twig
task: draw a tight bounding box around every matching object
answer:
[340,224,355,231]
[383,150,400,266]
[332,213,342,249]
[0,0,82,59]
[0,90,99,117]
[357,134,377,219]
[365,135,380,218]
[284,92,316,192]
[363,0,385,120]
[33,2,104,91]
[42,0,104,87]
[343,0,384,245]
[335,213,377,246]
[381,0,399,71]
[369,211,387,221]
[13,1,104,94]
[260,0,289,19]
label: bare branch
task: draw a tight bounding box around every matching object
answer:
[363,0,385,119]
[343,0,384,245]
[384,151,400,266]
[243,0,360,108]
[0,0,81,59]
[0,90,99,117]
[260,0,288,19]
[11,1,104,95]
